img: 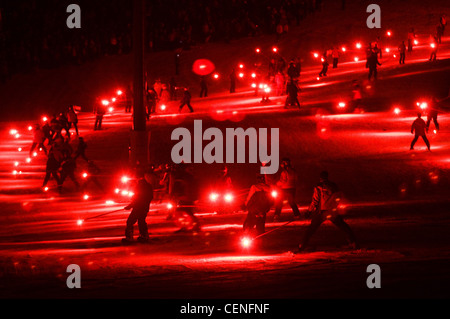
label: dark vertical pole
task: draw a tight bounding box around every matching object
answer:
[133,0,145,132]
[130,0,149,166]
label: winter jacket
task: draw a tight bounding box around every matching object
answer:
[277,167,297,189]
[411,118,427,135]
[126,178,153,211]
[309,180,342,212]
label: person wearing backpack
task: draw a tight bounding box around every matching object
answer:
[296,171,357,253]
[243,174,273,236]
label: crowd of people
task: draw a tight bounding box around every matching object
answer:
[28,105,103,194]
[0,0,325,84]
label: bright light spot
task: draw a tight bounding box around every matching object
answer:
[83,194,89,200]
[251,83,257,88]
[14,161,19,167]
[128,192,134,197]
[239,73,244,78]
[77,219,83,226]
[199,64,206,69]
[18,148,22,152]
[26,157,31,163]
[241,237,252,248]
[272,47,278,53]
[317,77,320,81]
[210,193,219,202]
[33,152,38,157]
[385,48,390,53]
[264,87,271,93]
[338,102,346,108]
[167,203,174,210]
[313,53,319,58]
[102,100,110,106]
[115,188,120,194]
[213,73,219,79]
[82,172,88,178]
[117,90,123,96]
[356,42,362,49]
[121,176,129,183]
[121,190,129,196]
[393,54,397,58]
[387,31,392,36]
[251,73,256,78]
[256,48,260,53]
[28,126,33,131]
[105,200,115,205]
[12,170,18,175]
[341,47,346,52]
[414,40,418,45]
[112,98,116,102]
[433,130,437,134]
[354,57,359,62]
[160,104,166,111]
[44,187,49,192]
[431,43,435,48]
[224,193,233,202]
[321,57,325,62]
[420,102,428,110]
[271,190,278,198]
[42,116,48,122]
[239,64,244,69]
[394,107,401,115]
[259,84,264,89]
[9,129,18,135]
[15,133,20,138]
[108,107,114,112]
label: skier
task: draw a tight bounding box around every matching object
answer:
[410,112,431,151]
[30,124,47,157]
[426,97,441,132]
[243,174,273,237]
[73,137,88,162]
[42,151,62,193]
[285,80,300,109]
[179,87,194,113]
[367,51,382,81]
[169,163,201,233]
[60,156,80,191]
[146,86,158,118]
[296,171,357,253]
[398,41,406,64]
[332,47,339,68]
[273,158,301,220]
[429,35,438,62]
[200,76,208,98]
[319,56,329,77]
[94,101,106,130]
[81,161,104,192]
[122,169,154,244]
[66,105,79,136]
